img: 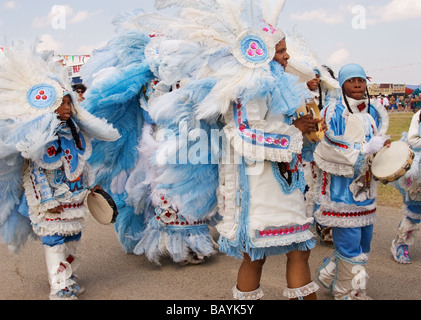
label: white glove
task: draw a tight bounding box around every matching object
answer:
[361,135,387,154]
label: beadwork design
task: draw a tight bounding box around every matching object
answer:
[234,101,291,150]
[154,196,206,227]
[239,35,269,63]
[325,134,350,149]
[26,84,57,110]
[232,29,275,68]
[321,208,376,218]
[256,223,310,239]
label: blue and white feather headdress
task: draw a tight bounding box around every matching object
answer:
[118,0,294,120]
[0,43,120,143]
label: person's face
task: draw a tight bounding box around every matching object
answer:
[273,40,290,69]
[307,75,320,91]
[55,95,72,121]
[343,77,367,100]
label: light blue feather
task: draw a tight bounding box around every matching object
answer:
[81,29,156,252]
[0,120,37,252]
[148,78,220,221]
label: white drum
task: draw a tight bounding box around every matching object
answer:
[371,141,414,184]
[87,189,118,225]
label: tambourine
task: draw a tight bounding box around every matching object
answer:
[87,189,118,225]
[371,141,414,184]
[296,101,325,143]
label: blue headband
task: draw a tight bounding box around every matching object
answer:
[338,63,367,87]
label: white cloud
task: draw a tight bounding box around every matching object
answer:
[4,1,18,10]
[33,6,101,28]
[69,10,102,24]
[368,0,421,24]
[327,48,350,66]
[290,9,345,24]
[35,34,64,53]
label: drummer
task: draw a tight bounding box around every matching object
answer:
[312,63,390,300]
[390,110,421,264]
[22,92,111,300]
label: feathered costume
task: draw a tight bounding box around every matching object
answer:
[132,0,318,299]
[0,44,120,299]
[82,0,320,298]
[390,111,421,264]
[81,8,220,265]
[83,0,318,284]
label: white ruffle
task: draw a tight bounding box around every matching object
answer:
[313,152,355,178]
[216,160,241,241]
[34,213,87,238]
[283,281,319,299]
[314,204,377,228]
[23,159,90,237]
[250,229,315,249]
[232,286,264,300]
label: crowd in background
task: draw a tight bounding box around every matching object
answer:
[374,91,421,113]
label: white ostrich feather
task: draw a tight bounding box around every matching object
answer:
[267,0,286,26]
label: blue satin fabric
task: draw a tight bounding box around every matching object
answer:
[332,225,373,258]
[41,233,82,247]
[330,175,375,207]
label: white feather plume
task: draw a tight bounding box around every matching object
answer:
[267,0,286,26]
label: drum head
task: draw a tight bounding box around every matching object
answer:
[372,141,411,181]
[296,101,325,143]
[87,190,118,225]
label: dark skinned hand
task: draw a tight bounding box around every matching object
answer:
[293,114,326,135]
[48,185,104,214]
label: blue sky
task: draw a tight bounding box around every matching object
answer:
[1,0,421,85]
